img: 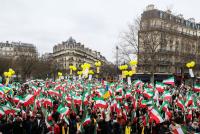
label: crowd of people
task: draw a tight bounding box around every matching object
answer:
[0,77,199,134]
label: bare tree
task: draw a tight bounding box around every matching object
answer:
[138,31,162,83]
[117,18,140,64]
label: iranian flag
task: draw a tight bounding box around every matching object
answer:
[124,101,129,110]
[48,89,60,96]
[23,94,35,107]
[185,95,193,107]
[54,84,62,90]
[149,108,164,124]
[116,94,123,102]
[116,86,123,93]
[155,82,166,93]
[162,91,172,101]
[73,96,82,105]
[111,99,117,109]
[193,84,200,92]
[143,88,154,99]
[0,108,5,118]
[186,109,192,120]
[133,80,142,87]
[12,96,23,103]
[160,101,169,112]
[43,97,53,107]
[82,115,91,126]
[0,88,4,96]
[82,92,89,105]
[173,126,186,134]
[2,105,20,115]
[96,88,105,97]
[176,99,185,110]
[163,77,175,86]
[57,105,70,117]
[140,100,153,108]
[94,98,108,109]
[125,90,132,99]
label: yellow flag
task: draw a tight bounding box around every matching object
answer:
[62,126,65,134]
[103,91,110,99]
[141,126,144,134]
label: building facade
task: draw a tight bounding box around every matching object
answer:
[53,37,107,70]
[0,41,38,59]
[138,5,200,76]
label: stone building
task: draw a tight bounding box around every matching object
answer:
[53,37,107,70]
[138,5,200,76]
[0,41,38,58]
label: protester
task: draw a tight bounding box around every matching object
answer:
[0,77,199,134]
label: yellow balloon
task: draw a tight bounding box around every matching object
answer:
[89,70,94,75]
[128,71,134,76]
[190,61,195,68]
[58,72,62,76]
[186,63,190,68]
[124,65,128,70]
[4,72,8,77]
[9,68,13,73]
[129,60,138,66]
[11,70,15,75]
[7,72,12,77]
[124,70,129,76]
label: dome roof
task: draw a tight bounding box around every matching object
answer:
[67,37,76,44]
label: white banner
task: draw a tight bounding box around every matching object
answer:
[189,69,194,78]
[127,77,131,85]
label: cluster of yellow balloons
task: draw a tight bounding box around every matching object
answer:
[95,61,102,74]
[89,70,94,75]
[69,65,77,71]
[4,68,15,78]
[58,72,62,76]
[81,63,91,70]
[123,70,134,77]
[77,71,83,75]
[119,64,128,70]
[95,61,101,67]
[186,61,196,68]
[129,60,138,66]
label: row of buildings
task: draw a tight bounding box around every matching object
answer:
[138,5,200,77]
[1,5,200,78]
[0,37,108,71]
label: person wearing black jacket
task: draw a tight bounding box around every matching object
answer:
[13,115,23,134]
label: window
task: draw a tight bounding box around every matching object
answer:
[160,11,163,19]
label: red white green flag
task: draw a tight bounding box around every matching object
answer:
[162,91,172,101]
[149,107,164,124]
[73,96,82,105]
[140,100,153,108]
[0,108,5,118]
[163,77,175,86]
[116,86,123,93]
[185,94,193,107]
[155,82,166,93]
[48,89,60,96]
[160,101,169,112]
[94,97,108,109]
[57,104,70,117]
[143,88,154,99]
[43,97,53,107]
[82,115,91,126]
[176,99,185,110]
[125,90,132,99]
[23,94,35,107]
[173,126,186,134]
[193,84,200,92]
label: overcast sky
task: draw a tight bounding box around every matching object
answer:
[0,0,199,62]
